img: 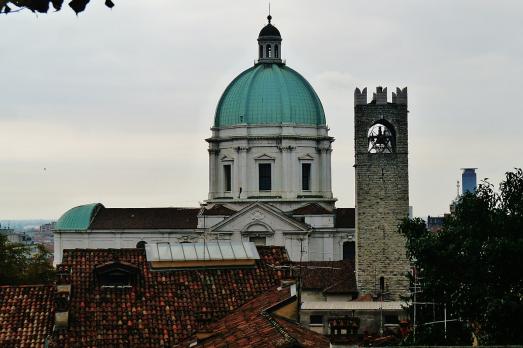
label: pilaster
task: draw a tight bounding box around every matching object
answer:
[236,146,249,199]
[208,148,220,199]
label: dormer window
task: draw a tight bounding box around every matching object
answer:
[94,261,139,288]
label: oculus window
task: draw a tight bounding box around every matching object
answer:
[259,163,272,191]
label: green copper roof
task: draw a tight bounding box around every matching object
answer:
[214,63,326,127]
[55,203,103,231]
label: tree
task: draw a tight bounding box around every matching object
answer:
[399,168,523,345]
[0,234,55,285]
[1,0,115,15]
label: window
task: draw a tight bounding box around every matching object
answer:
[136,241,147,249]
[379,276,385,292]
[368,121,395,153]
[249,236,266,246]
[223,164,231,192]
[94,262,139,288]
[259,45,263,59]
[274,44,279,58]
[310,315,323,325]
[266,44,272,58]
[385,315,399,325]
[342,241,355,261]
[259,163,271,191]
[302,163,311,191]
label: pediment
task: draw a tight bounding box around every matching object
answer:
[209,202,310,234]
[254,154,275,161]
[220,155,234,162]
[298,153,315,161]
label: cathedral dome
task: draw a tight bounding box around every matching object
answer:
[258,22,281,38]
[55,203,103,231]
[214,63,326,127]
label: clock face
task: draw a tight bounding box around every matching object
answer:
[368,123,394,153]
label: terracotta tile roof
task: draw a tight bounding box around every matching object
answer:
[47,246,291,347]
[257,246,291,268]
[335,208,355,228]
[201,204,237,216]
[296,260,357,294]
[175,287,330,348]
[292,203,332,215]
[0,285,55,348]
[89,207,200,230]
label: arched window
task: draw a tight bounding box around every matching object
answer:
[342,241,355,261]
[274,44,279,58]
[266,44,272,58]
[136,241,147,249]
[259,45,263,59]
[368,121,395,153]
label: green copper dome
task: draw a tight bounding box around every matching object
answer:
[55,203,103,231]
[214,63,326,127]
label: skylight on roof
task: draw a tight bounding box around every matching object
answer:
[145,241,260,269]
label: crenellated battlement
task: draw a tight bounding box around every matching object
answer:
[354,87,367,106]
[354,86,408,106]
[392,87,408,105]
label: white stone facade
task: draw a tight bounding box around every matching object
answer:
[54,202,355,265]
[207,124,334,210]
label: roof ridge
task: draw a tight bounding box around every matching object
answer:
[261,307,299,346]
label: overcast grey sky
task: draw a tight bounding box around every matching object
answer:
[1,0,522,220]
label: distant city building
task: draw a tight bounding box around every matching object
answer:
[0,224,14,237]
[0,224,33,245]
[40,221,56,234]
[0,224,17,243]
[461,168,477,194]
[427,215,446,233]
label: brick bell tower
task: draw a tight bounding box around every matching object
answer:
[354,86,410,300]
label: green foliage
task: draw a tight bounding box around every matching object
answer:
[1,0,115,15]
[399,168,523,345]
[0,234,55,285]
